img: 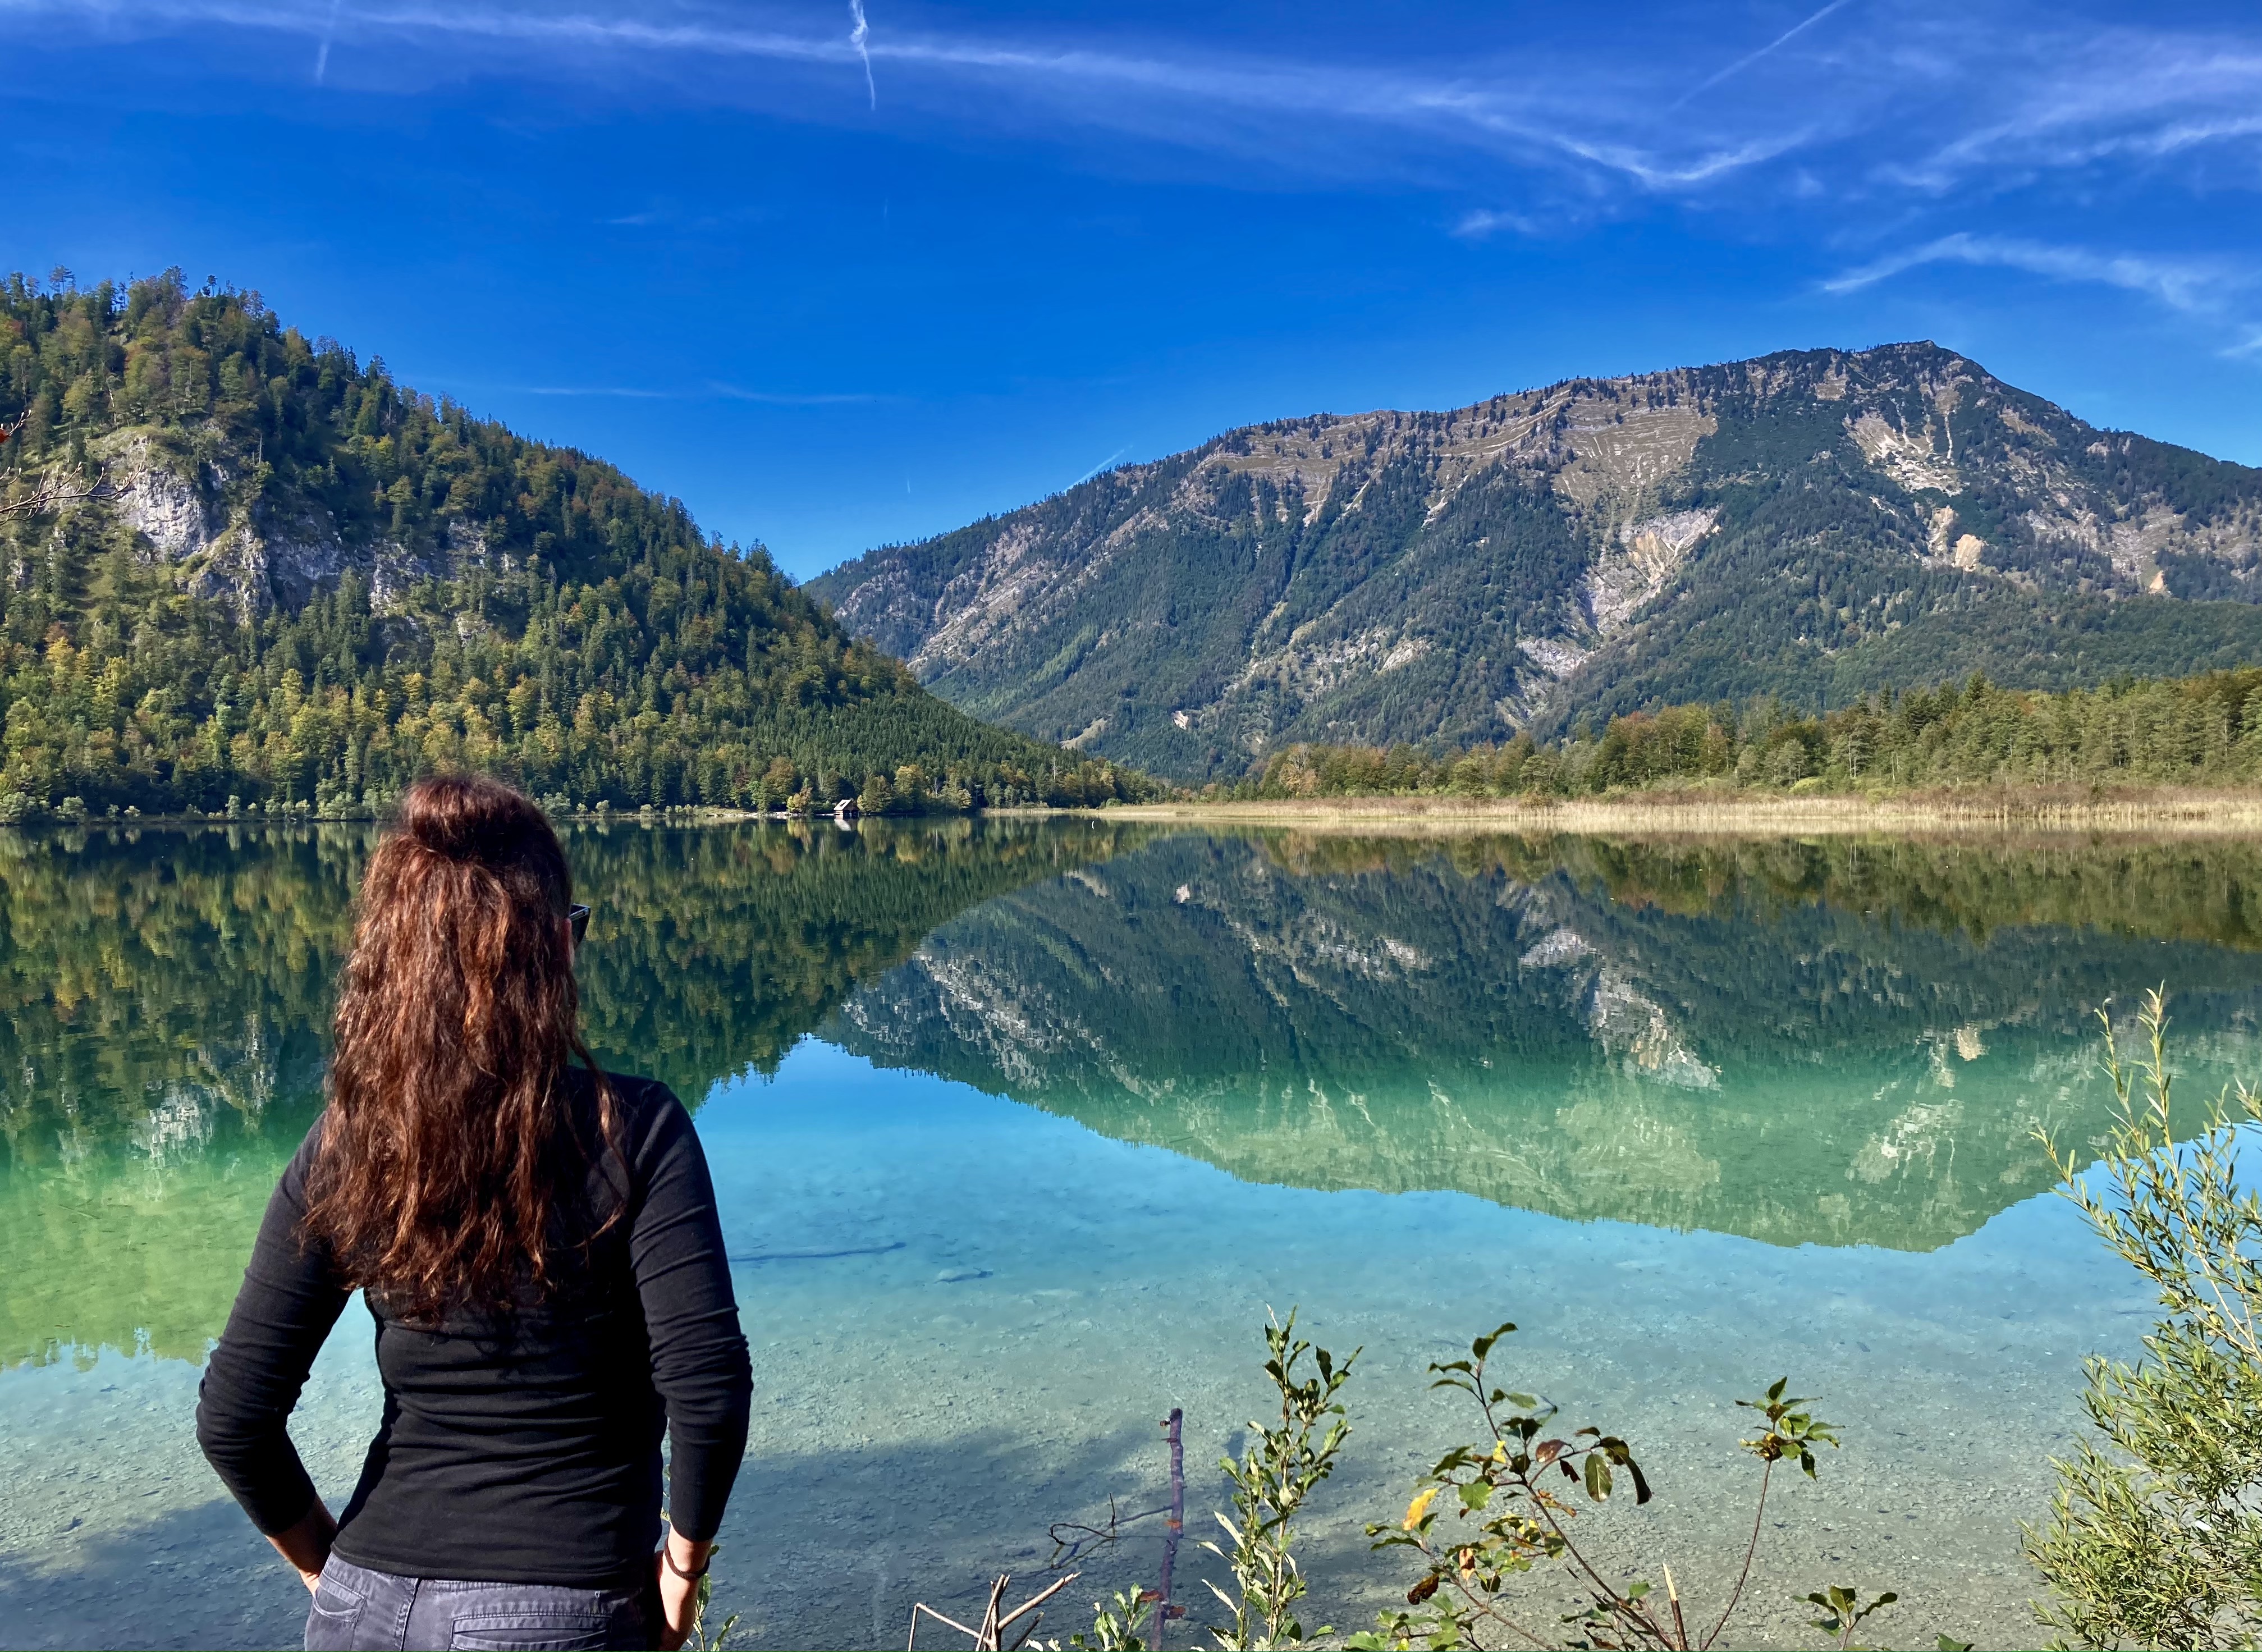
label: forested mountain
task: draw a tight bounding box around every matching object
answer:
[808,343,2262,781]
[0,270,1148,813]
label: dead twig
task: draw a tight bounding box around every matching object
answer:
[1047,1497,1171,1568]
[908,1571,1078,1652]
[909,1603,982,1649]
[997,1573,1076,1633]
[0,479,110,518]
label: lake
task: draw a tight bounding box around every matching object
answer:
[3,818,2260,1650]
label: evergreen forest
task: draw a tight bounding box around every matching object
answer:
[0,269,1152,816]
[1246,667,2262,799]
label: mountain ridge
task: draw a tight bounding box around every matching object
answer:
[808,342,2262,780]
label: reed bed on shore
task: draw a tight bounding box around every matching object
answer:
[1093,786,2262,837]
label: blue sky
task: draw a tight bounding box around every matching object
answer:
[4,0,2260,579]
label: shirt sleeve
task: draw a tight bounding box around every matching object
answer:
[195,1120,352,1534]
[627,1086,753,1542]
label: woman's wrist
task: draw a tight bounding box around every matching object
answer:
[268,1498,338,1586]
[662,1529,712,1580]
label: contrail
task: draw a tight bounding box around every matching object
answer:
[313,0,342,81]
[1666,0,1856,112]
[847,0,874,108]
[1070,447,1129,487]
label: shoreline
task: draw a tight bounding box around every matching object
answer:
[1085,786,2262,836]
[35,787,2262,839]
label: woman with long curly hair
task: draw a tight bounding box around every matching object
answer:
[196,775,752,1651]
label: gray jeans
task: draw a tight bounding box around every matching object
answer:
[304,1554,655,1651]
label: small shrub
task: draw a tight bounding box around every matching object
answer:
[2029,990,2262,1649]
[1200,1311,1358,1650]
[1353,1324,1867,1652]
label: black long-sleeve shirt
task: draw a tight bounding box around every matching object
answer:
[195,1070,752,1585]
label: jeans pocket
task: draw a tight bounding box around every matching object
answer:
[304,1575,367,1651]
[446,1613,613,1651]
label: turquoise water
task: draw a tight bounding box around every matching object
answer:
[3,822,2259,1649]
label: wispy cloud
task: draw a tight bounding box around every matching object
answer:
[467,382,887,404]
[521,385,672,398]
[1452,209,1538,240]
[1883,29,2262,190]
[8,0,2262,226]
[708,384,890,405]
[1822,232,2252,318]
[846,0,874,109]
[0,0,1805,195]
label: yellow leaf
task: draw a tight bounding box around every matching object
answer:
[1403,1487,1439,1530]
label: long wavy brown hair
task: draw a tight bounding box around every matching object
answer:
[303,774,621,1322]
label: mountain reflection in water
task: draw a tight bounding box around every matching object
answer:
[0,816,1135,1367]
[827,831,2262,1252]
[7,821,2262,1371]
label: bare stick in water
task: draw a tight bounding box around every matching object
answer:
[1157,1407,1185,1651]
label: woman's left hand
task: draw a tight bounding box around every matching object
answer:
[653,1530,712,1651]
[653,1554,695,1651]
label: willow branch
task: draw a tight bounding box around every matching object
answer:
[1702,1459,1773,1650]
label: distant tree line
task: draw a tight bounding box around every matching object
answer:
[0,269,1154,818]
[1244,668,2262,799]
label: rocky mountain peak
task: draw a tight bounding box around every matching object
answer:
[809,341,2262,779]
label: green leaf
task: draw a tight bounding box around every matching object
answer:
[1584,1453,1612,1500]
[1471,1322,1516,1361]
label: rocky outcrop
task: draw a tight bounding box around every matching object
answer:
[111,443,220,561]
[90,428,457,620]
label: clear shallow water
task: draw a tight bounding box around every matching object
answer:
[3,822,2260,1649]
